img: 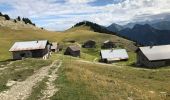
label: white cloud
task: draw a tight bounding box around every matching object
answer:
[0,0,170,31]
[67,0,96,4]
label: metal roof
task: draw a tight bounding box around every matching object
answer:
[68,45,80,51]
[139,45,170,61]
[9,40,48,52]
[101,49,129,60]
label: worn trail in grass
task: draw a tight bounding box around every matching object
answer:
[40,61,62,100]
[0,60,58,100]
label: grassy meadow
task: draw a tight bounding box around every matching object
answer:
[0,26,135,61]
[50,54,170,100]
[0,26,170,100]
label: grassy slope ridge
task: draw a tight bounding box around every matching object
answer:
[0,25,136,61]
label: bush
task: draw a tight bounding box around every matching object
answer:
[22,17,36,26]
[13,19,17,23]
[17,16,21,21]
[3,14,10,20]
[0,12,2,16]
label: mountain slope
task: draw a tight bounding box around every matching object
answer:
[151,21,170,30]
[0,23,136,61]
[123,20,170,31]
[107,23,124,32]
[119,24,170,45]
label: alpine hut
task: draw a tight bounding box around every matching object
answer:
[9,40,51,60]
[136,45,170,68]
[82,40,96,48]
[102,40,116,49]
[64,45,80,57]
[100,49,129,63]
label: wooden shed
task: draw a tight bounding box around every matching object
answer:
[136,45,170,68]
[9,40,51,60]
[100,49,129,63]
[51,43,58,52]
[64,45,80,57]
[102,40,116,49]
[82,40,96,48]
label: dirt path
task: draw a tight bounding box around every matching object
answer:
[78,60,115,67]
[40,61,62,100]
[0,60,58,100]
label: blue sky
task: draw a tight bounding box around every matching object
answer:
[0,0,170,31]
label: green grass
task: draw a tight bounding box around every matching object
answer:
[50,55,170,100]
[51,57,98,100]
[0,26,136,61]
[116,52,137,66]
[0,58,52,92]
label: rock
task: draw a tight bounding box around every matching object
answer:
[6,80,16,87]
[149,91,155,94]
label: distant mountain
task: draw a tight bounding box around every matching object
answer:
[123,23,137,29]
[119,24,170,45]
[123,20,170,31]
[151,21,170,30]
[71,21,116,34]
[106,23,124,32]
[71,21,170,46]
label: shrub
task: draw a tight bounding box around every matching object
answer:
[3,14,10,20]
[14,19,17,23]
[17,16,21,21]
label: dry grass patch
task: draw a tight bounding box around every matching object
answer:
[51,58,170,100]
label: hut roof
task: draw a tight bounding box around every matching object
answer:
[101,49,128,61]
[9,40,48,52]
[68,45,80,51]
[139,45,170,61]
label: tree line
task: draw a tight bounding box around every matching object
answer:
[73,21,115,35]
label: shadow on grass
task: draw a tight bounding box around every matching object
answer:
[0,59,15,63]
[129,63,170,69]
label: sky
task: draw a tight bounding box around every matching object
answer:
[0,0,170,31]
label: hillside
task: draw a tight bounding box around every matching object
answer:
[50,54,170,100]
[0,13,39,30]
[151,21,170,30]
[0,19,170,100]
[68,21,115,35]
[107,23,124,33]
[119,24,170,45]
[0,23,136,61]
